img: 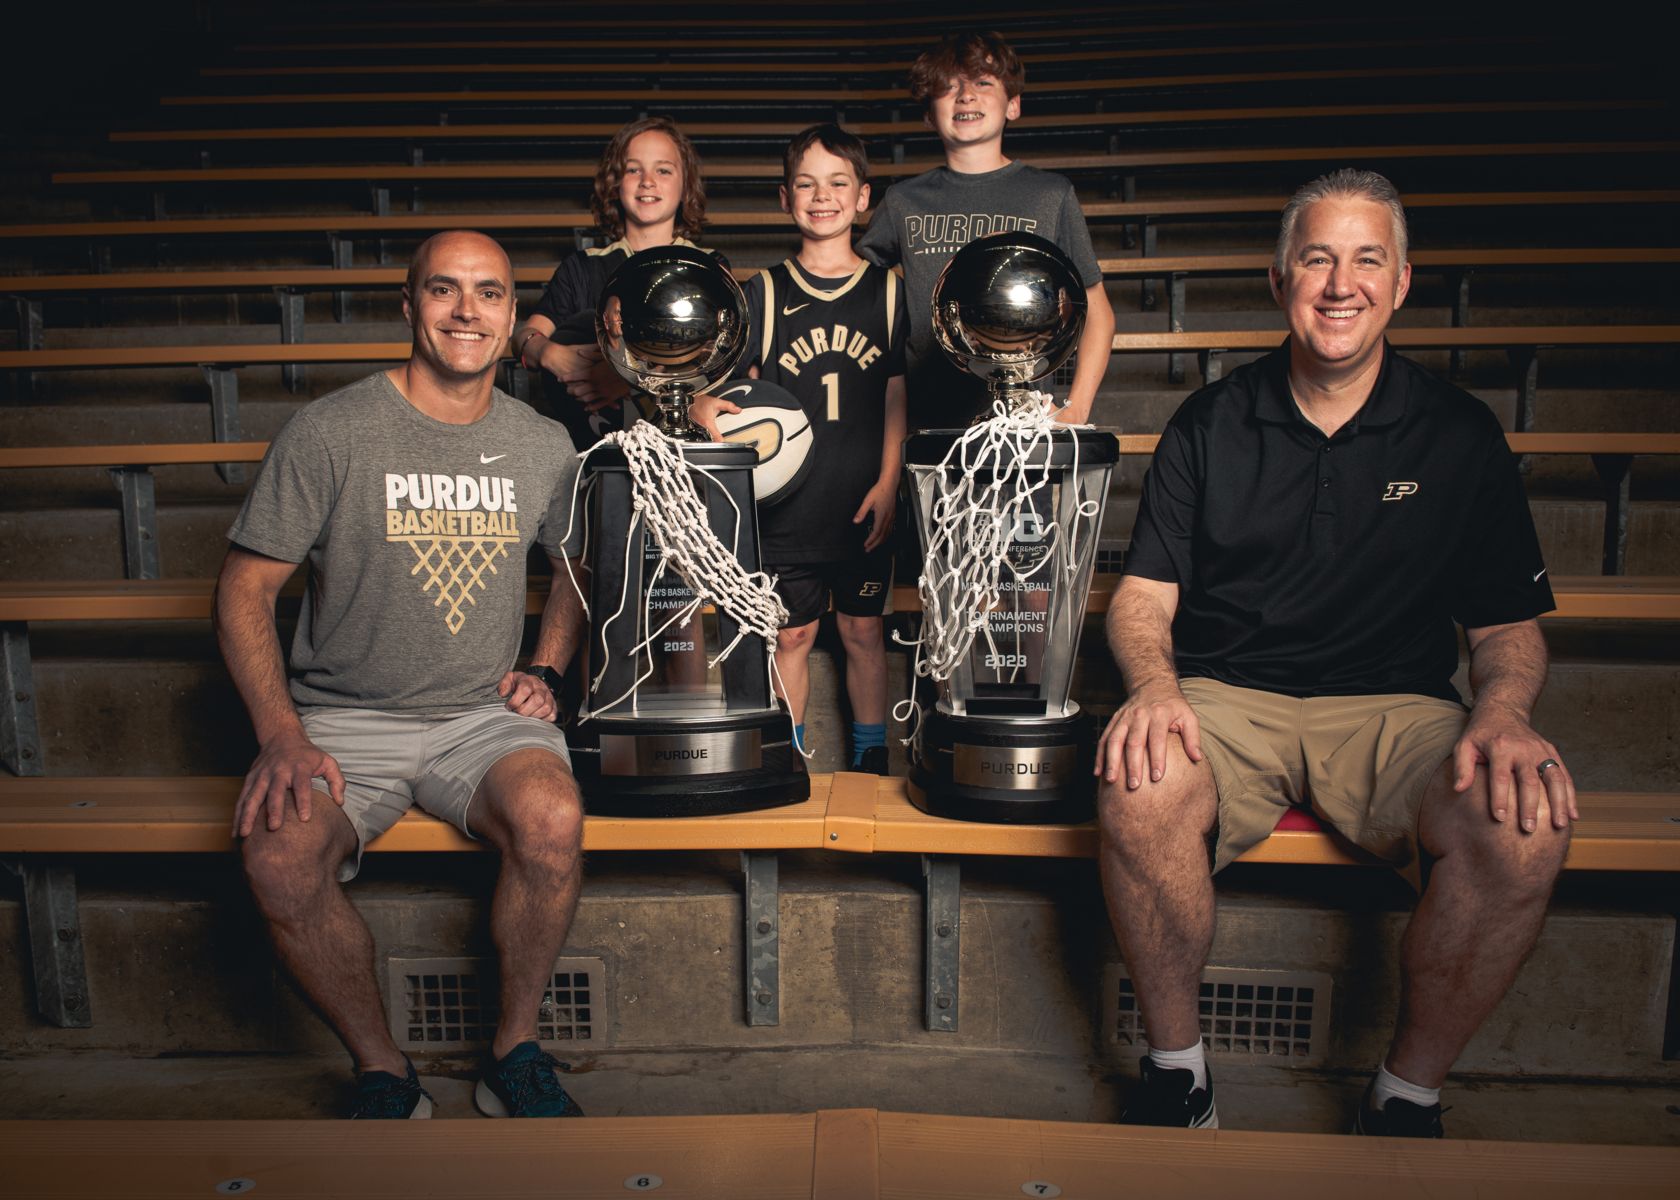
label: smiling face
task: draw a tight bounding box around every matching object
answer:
[1269,193,1411,378]
[780,142,870,242]
[403,231,515,382]
[926,72,1020,150]
[618,129,684,234]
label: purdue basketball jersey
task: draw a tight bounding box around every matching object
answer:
[744,258,906,563]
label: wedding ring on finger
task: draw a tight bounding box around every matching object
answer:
[1538,758,1561,775]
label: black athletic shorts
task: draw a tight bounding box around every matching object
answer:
[768,538,895,627]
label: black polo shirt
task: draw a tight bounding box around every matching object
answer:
[1124,341,1554,702]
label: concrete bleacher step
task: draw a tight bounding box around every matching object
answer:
[0,855,1672,1089]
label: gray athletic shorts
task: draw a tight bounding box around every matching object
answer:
[299,702,572,881]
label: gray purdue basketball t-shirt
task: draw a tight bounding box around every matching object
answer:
[857,161,1101,428]
[227,372,582,713]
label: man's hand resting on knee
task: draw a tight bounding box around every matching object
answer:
[1097,575,1202,791]
[235,731,346,837]
[1095,682,1204,791]
[1456,620,1578,833]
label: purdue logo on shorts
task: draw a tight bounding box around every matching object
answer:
[1382,482,1420,501]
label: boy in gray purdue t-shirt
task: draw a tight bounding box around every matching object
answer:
[857,31,1114,430]
[229,370,580,712]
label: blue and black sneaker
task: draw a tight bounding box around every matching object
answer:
[474,1041,585,1118]
[351,1057,433,1119]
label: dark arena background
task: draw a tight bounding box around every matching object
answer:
[0,1,1675,1195]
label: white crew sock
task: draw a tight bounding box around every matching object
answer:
[1370,1064,1440,1110]
[1148,1041,1208,1091]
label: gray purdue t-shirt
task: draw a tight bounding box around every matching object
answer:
[228,371,582,713]
[856,162,1102,428]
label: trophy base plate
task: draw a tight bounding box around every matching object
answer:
[907,709,1094,824]
[569,711,809,817]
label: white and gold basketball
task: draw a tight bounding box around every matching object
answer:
[710,379,815,507]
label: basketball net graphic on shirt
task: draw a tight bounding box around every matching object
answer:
[392,534,517,635]
[384,470,522,636]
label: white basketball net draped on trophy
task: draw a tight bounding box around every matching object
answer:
[894,392,1101,737]
[561,421,791,722]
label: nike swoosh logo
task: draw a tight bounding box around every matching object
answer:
[1533,568,1547,582]
[480,453,507,464]
[782,303,810,316]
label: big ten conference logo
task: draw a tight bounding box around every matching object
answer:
[1005,507,1053,572]
[384,472,523,635]
[904,212,1038,252]
[1381,481,1420,502]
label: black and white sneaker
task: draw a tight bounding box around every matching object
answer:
[1353,1080,1445,1137]
[1119,1056,1218,1129]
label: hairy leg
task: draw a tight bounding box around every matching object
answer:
[773,620,819,727]
[1386,760,1570,1086]
[836,613,887,725]
[242,802,407,1075]
[1097,741,1220,1050]
[467,747,586,1061]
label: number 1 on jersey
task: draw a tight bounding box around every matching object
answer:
[822,372,840,422]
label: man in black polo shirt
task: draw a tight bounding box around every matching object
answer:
[1097,169,1576,1136]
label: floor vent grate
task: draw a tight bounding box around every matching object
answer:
[387,955,606,1050]
[1104,965,1332,1066]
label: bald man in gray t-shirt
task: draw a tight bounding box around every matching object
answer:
[216,230,590,1121]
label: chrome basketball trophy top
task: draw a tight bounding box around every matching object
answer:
[903,232,1118,824]
[596,244,748,441]
[931,231,1087,415]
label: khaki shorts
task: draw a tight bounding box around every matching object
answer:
[1181,678,1467,886]
[299,702,571,882]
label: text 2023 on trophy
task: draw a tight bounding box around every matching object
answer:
[563,245,807,816]
[902,232,1119,823]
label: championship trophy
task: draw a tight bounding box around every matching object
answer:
[565,245,808,816]
[902,232,1120,824]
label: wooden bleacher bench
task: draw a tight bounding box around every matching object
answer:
[3,1109,1671,1197]
[6,190,1672,250]
[834,774,1680,874]
[6,252,1671,379]
[6,246,1670,297]
[1,432,1676,581]
[195,32,1572,79]
[51,141,1680,192]
[1,573,1675,628]
[864,1110,1680,1199]
[1,571,1674,790]
[832,772,1680,1033]
[4,324,1675,372]
[108,99,1656,146]
[0,773,836,1029]
[2,773,1675,1036]
[154,60,1599,110]
[2,326,1671,465]
[234,16,1534,54]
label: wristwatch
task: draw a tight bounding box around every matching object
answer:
[520,664,568,726]
[521,664,565,696]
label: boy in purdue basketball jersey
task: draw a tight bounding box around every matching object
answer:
[857,30,1114,429]
[692,125,906,773]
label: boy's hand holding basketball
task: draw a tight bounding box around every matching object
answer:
[687,393,742,440]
